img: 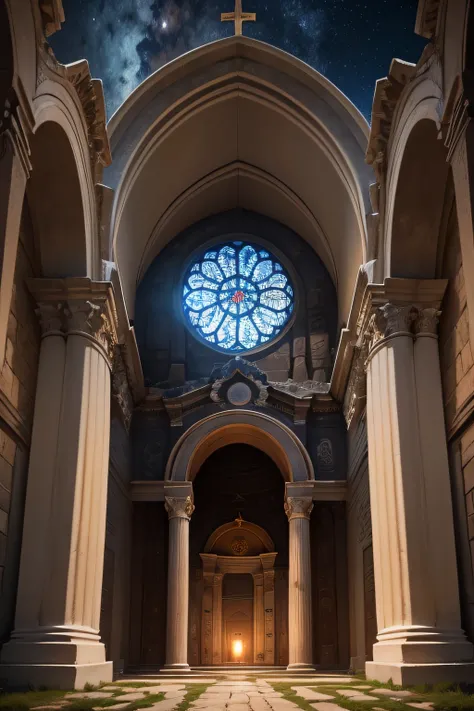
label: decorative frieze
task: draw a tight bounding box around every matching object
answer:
[164,496,195,520]
[65,60,112,181]
[284,496,314,521]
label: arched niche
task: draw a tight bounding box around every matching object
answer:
[165,410,314,482]
[204,518,275,556]
[27,120,89,278]
[387,117,450,279]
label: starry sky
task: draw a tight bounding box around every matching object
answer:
[50,0,426,122]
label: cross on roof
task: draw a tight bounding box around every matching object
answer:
[221,0,256,36]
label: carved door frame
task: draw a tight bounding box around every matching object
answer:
[200,552,277,665]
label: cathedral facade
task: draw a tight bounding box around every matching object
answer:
[1,0,474,690]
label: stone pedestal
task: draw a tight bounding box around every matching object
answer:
[285,488,314,670]
[0,279,118,689]
[164,491,194,671]
[363,283,474,685]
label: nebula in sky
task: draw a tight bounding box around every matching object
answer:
[51,0,426,121]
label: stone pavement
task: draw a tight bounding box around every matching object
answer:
[31,673,440,711]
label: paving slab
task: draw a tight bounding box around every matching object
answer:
[310,705,347,711]
[266,699,300,709]
[109,691,147,702]
[292,686,334,701]
[227,705,251,711]
[266,677,355,684]
[92,705,130,711]
[336,689,379,701]
[146,700,183,710]
[407,704,435,710]
[250,698,272,710]
[66,691,113,699]
[373,688,413,699]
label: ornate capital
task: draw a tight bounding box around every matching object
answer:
[39,0,65,37]
[380,303,418,337]
[284,496,313,521]
[343,343,368,428]
[414,307,441,337]
[112,346,134,432]
[28,279,119,367]
[64,299,116,362]
[165,495,194,520]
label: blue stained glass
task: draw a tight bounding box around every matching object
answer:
[182,241,295,352]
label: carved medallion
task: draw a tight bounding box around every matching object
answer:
[231,536,249,556]
[227,382,252,406]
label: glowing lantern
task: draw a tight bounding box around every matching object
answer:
[232,639,243,658]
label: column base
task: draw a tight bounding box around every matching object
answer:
[162,664,191,673]
[286,663,315,671]
[366,661,474,686]
[0,632,112,689]
[0,662,113,690]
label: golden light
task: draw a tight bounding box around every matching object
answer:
[232,639,243,658]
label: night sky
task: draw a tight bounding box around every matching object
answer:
[50,0,426,122]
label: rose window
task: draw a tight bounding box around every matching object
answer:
[182,241,295,352]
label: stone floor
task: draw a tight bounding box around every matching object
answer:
[26,673,441,711]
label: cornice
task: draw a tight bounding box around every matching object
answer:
[39,0,65,37]
[415,0,442,40]
[0,79,34,178]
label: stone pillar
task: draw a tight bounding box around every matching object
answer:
[212,573,223,665]
[263,568,276,665]
[285,491,314,670]
[364,286,474,685]
[164,493,194,671]
[0,278,118,689]
[253,572,265,664]
[200,555,216,666]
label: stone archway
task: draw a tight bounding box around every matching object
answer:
[165,410,314,483]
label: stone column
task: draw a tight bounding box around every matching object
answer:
[164,494,194,671]
[364,288,474,685]
[212,573,223,665]
[200,554,217,666]
[285,492,314,670]
[253,572,265,664]
[0,278,118,689]
[263,569,276,665]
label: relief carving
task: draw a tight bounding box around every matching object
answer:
[316,438,334,472]
[284,496,314,520]
[112,346,134,432]
[164,496,195,520]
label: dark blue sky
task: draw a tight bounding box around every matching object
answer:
[51,0,426,121]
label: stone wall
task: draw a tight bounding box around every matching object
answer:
[346,415,375,671]
[439,196,474,642]
[0,200,40,644]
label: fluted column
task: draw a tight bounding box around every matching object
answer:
[253,573,265,663]
[0,279,118,689]
[363,285,474,685]
[285,494,313,670]
[165,495,194,670]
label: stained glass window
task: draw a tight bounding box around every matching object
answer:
[182,241,295,352]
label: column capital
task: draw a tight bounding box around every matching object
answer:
[165,495,194,520]
[285,496,313,521]
[413,307,442,337]
[28,278,120,366]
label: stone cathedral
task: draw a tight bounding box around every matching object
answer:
[3,0,474,693]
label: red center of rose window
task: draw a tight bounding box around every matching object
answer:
[232,290,245,304]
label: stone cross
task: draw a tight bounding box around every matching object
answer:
[221,0,256,36]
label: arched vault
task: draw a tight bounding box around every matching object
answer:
[106,36,373,326]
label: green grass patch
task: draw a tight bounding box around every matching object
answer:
[174,683,208,711]
[65,692,165,711]
[271,680,474,711]
[0,689,66,710]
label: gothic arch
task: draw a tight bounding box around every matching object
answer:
[165,410,314,483]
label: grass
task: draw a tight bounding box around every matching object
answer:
[0,688,166,711]
[174,683,209,711]
[271,678,474,711]
[0,690,66,711]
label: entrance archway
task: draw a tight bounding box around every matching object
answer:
[188,443,289,667]
[166,410,314,483]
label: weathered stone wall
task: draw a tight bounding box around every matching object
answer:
[0,200,40,644]
[346,415,376,671]
[439,197,474,641]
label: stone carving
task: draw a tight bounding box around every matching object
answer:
[112,346,134,432]
[343,344,368,429]
[316,438,334,471]
[65,300,117,362]
[210,357,268,407]
[35,302,65,336]
[39,0,65,36]
[231,537,249,556]
[414,307,441,336]
[164,496,195,520]
[380,303,417,337]
[284,496,314,521]
[65,61,112,181]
